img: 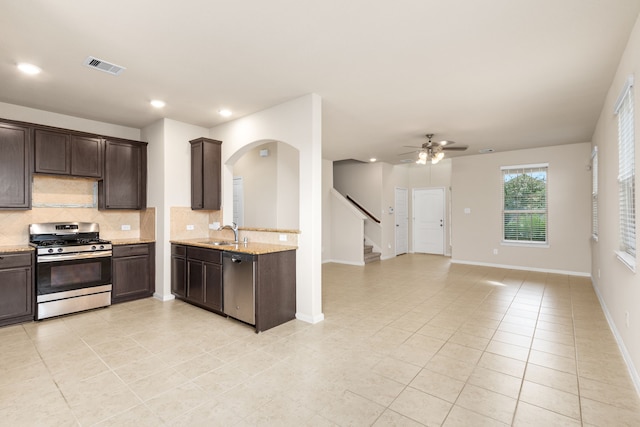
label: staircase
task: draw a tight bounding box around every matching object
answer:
[364,244,381,264]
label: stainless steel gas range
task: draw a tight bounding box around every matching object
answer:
[29,222,112,320]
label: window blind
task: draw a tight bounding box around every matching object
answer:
[616,80,635,258]
[592,147,598,239]
[502,164,548,243]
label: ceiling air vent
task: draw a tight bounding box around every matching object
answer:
[83,56,125,76]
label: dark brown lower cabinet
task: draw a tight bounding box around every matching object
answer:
[111,243,155,304]
[171,244,186,298]
[0,251,34,327]
[185,246,223,313]
[170,243,296,332]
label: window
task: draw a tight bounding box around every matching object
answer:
[592,147,598,240]
[502,164,548,244]
[616,76,635,269]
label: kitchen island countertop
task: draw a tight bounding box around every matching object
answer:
[170,239,297,255]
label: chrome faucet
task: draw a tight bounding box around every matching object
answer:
[218,223,238,243]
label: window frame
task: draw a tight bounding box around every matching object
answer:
[501,163,549,246]
[615,75,636,271]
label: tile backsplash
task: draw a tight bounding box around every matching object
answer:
[0,176,155,245]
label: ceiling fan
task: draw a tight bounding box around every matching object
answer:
[401,134,468,164]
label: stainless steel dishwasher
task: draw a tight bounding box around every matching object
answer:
[223,251,256,325]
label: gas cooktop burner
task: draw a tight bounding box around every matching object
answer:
[33,238,110,247]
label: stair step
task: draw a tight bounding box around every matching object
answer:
[364,244,373,254]
[364,251,381,264]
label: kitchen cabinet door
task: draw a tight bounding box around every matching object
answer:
[190,137,222,210]
[171,245,186,298]
[203,261,222,311]
[0,122,32,209]
[70,135,103,178]
[34,129,70,175]
[187,259,205,302]
[0,252,34,327]
[99,139,147,210]
[112,243,154,303]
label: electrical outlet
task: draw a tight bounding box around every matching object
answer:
[493,249,498,255]
[598,269,601,278]
[625,311,630,328]
[186,225,195,231]
[121,224,131,231]
[279,234,287,242]
[211,222,220,229]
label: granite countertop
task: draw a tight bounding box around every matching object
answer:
[170,238,297,255]
[110,238,156,245]
[0,245,34,254]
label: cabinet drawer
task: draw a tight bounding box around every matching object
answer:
[113,244,149,258]
[187,246,221,264]
[0,252,32,269]
[171,244,186,257]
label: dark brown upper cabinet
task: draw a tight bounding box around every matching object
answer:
[34,129,103,178]
[190,137,222,210]
[0,121,32,209]
[98,139,147,210]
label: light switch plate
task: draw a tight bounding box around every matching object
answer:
[279,234,287,242]
[121,224,131,231]
[209,222,221,230]
[186,225,195,231]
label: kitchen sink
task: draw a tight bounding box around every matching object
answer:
[205,241,236,246]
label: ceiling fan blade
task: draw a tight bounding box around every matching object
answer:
[399,150,419,155]
[442,146,468,151]
[402,145,423,149]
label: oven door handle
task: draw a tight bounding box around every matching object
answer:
[37,251,112,263]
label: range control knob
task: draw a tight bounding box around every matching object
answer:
[48,248,54,253]
[91,245,97,250]
[57,248,63,253]
[99,245,105,250]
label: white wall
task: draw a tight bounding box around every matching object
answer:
[0,101,140,140]
[277,141,300,229]
[322,159,333,262]
[591,12,640,388]
[143,118,209,299]
[451,143,592,275]
[211,94,323,324]
[233,142,278,227]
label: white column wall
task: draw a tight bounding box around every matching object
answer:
[211,94,324,323]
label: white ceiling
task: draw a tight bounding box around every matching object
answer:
[1,0,639,163]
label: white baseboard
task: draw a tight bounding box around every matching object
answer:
[590,278,640,396]
[450,258,590,277]
[296,312,325,324]
[153,293,175,302]
[322,259,365,266]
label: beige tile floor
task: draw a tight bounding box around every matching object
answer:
[2,254,640,426]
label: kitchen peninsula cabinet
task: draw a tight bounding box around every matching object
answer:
[0,251,34,327]
[99,139,147,210]
[170,242,296,332]
[0,121,31,209]
[171,244,223,312]
[190,137,221,210]
[34,129,103,178]
[112,243,155,303]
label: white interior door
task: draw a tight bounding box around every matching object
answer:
[395,188,408,255]
[413,188,444,254]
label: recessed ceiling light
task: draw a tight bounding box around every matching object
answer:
[479,148,495,154]
[369,158,377,162]
[17,63,41,75]
[219,109,232,117]
[150,100,166,108]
